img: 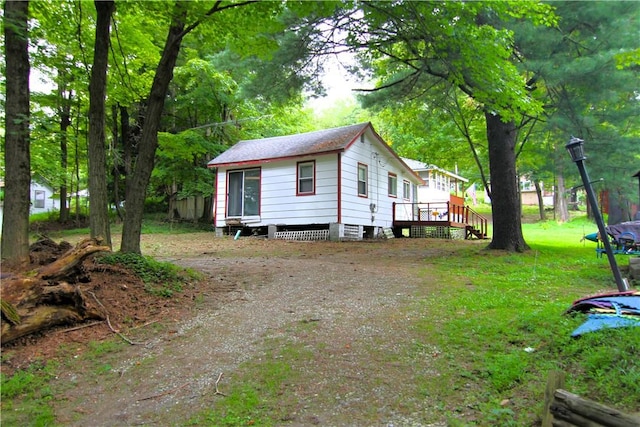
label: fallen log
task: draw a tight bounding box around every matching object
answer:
[1,237,110,344]
[550,389,640,427]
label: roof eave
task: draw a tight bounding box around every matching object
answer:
[208,148,345,169]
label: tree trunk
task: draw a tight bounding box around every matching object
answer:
[1,238,110,344]
[202,195,214,223]
[87,0,115,248]
[1,0,31,267]
[111,104,124,222]
[121,3,188,254]
[556,171,569,222]
[485,112,529,252]
[534,180,547,221]
[59,79,72,222]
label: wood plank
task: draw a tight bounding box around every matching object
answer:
[551,389,640,427]
[542,371,566,427]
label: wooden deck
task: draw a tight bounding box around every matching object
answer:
[392,202,488,239]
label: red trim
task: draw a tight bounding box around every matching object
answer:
[402,179,410,200]
[388,172,398,198]
[358,162,368,198]
[296,160,316,196]
[337,153,342,223]
[208,148,344,169]
[213,171,221,225]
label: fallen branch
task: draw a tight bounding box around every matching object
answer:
[58,321,103,334]
[131,319,159,330]
[214,372,226,396]
[88,291,142,345]
[137,382,189,401]
[106,315,142,345]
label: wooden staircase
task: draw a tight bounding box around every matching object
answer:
[466,225,487,240]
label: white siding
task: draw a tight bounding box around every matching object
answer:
[340,131,418,227]
[212,130,420,229]
[415,171,451,203]
[30,182,58,214]
[213,155,339,227]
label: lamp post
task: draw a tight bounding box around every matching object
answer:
[566,137,629,292]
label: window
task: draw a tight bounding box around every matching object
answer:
[388,173,397,197]
[403,180,410,200]
[227,168,260,217]
[357,163,368,197]
[521,180,533,191]
[34,190,45,208]
[297,161,315,195]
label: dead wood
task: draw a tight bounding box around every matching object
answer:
[37,237,110,281]
[1,237,111,344]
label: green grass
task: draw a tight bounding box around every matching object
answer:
[5,215,640,426]
[0,361,58,427]
[187,339,311,426]
[403,217,639,424]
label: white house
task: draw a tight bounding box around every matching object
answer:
[401,158,468,204]
[30,179,59,215]
[0,178,58,215]
[207,122,424,240]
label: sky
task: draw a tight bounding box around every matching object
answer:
[305,54,366,112]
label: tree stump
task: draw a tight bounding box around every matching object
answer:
[1,237,111,344]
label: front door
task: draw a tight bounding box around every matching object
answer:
[227,168,260,217]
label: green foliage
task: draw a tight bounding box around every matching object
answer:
[513,1,640,201]
[0,362,57,427]
[96,252,199,297]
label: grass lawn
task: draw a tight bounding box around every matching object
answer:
[3,211,639,426]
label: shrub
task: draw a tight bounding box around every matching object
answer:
[96,252,200,297]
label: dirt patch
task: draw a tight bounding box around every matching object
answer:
[1,247,198,374]
[2,234,474,426]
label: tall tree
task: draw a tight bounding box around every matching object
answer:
[88,0,115,247]
[120,0,298,253]
[329,1,555,251]
[513,1,640,223]
[2,0,31,266]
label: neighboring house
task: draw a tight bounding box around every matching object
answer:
[401,158,468,205]
[30,179,59,214]
[520,176,553,207]
[0,178,58,215]
[207,122,424,240]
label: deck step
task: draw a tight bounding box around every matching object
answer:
[381,227,395,239]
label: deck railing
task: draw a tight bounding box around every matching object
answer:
[393,202,488,239]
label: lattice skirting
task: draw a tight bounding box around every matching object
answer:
[273,229,329,241]
[343,224,361,240]
[410,226,465,240]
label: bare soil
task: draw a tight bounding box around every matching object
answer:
[1,234,481,426]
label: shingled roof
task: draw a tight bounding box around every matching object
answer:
[208,122,371,167]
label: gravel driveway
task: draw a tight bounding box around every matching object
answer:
[53,237,449,426]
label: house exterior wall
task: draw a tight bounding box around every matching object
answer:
[30,181,58,214]
[260,155,339,225]
[340,132,416,227]
[414,170,456,204]
[212,131,419,229]
[213,154,340,228]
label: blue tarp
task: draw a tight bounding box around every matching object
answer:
[566,292,640,336]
